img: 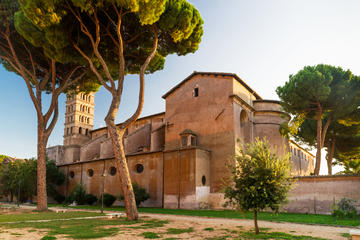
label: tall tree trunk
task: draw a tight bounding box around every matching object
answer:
[254,210,259,234]
[314,109,323,175]
[37,122,48,211]
[105,103,138,220]
[327,138,335,175]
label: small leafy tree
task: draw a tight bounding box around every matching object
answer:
[224,138,293,234]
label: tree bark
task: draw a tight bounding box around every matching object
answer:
[254,210,259,234]
[36,122,49,211]
[314,108,323,175]
[327,138,335,175]
[105,98,138,220]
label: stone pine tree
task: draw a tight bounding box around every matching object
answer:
[224,138,293,234]
[277,64,359,175]
[0,0,93,211]
[17,0,204,220]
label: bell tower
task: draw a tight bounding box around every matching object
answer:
[63,92,95,146]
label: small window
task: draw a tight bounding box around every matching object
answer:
[202,175,206,186]
[79,127,82,134]
[85,129,89,135]
[109,166,117,176]
[88,169,94,177]
[135,164,144,174]
[191,136,196,146]
[181,136,187,147]
[194,87,199,97]
[69,171,75,178]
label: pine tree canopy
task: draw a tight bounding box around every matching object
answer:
[15,0,204,78]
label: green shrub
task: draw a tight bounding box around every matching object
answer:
[85,194,97,205]
[53,192,65,204]
[332,198,358,218]
[99,193,116,207]
[119,182,150,207]
[66,185,86,205]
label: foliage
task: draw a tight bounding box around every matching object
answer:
[224,138,293,234]
[100,193,117,207]
[119,182,150,206]
[0,157,65,202]
[277,64,360,175]
[66,185,87,205]
[0,158,36,201]
[85,193,98,205]
[17,0,204,74]
[332,198,358,218]
[0,155,9,162]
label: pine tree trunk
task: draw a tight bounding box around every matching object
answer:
[36,124,48,211]
[314,110,323,175]
[327,139,335,175]
[254,210,259,234]
[105,100,138,221]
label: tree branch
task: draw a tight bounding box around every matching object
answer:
[121,25,158,129]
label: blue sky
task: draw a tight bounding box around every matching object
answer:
[1,0,360,174]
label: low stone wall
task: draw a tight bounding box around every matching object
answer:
[284,175,360,214]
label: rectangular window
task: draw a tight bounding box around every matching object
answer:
[181,136,187,147]
[194,87,199,97]
[191,136,196,146]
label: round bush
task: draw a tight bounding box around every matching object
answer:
[85,194,98,205]
[99,193,116,207]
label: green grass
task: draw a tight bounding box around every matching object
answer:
[0,211,103,223]
[41,236,57,240]
[130,219,169,229]
[237,230,328,240]
[48,204,360,227]
[166,227,193,234]
[204,227,214,231]
[142,231,160,238]
[341,232,351,239]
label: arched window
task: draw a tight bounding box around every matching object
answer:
[88,107,90,113]
[85,129,89,135]
[79,127,82,134]
[87,118,89,124]
[81,116,84,122]
[240,110,250,144]
[79,116,82,121]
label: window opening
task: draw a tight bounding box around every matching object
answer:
[194,87,199,97]
[109,167,117,176]
[135,164,144,174]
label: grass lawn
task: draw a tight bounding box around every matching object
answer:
[49,204,360,227]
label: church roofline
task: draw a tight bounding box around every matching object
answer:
[162,71,262,100]
[90,112,165,133]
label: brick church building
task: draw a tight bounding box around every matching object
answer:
[47,71,314,208]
